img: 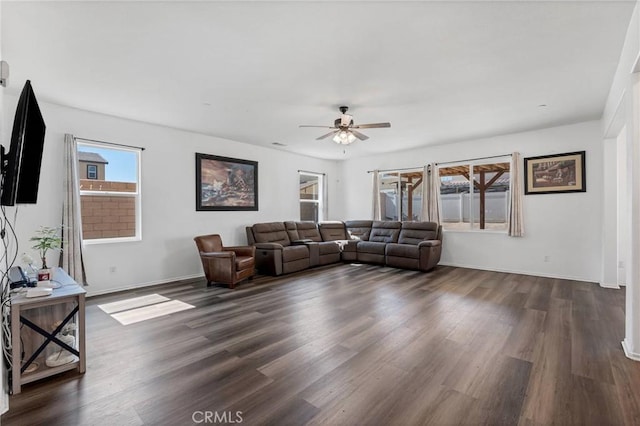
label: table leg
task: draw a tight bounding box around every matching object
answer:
[78,295,86,373]
[11,304,20,394]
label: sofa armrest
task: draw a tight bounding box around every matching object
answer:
[201,251,234,259]
[254,245,283,276]
[200,254,235,284]
[417,240,441,248]
[418,240,442,271]
[224,246,256,257]
[254,242,284,251]
[291,239,314,245]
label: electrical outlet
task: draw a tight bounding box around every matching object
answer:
[109,266,117,273]
[544,255,551,262]
[618,261,625,268]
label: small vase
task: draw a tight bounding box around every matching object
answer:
[38,257,51,281]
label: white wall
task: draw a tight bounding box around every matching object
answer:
[617,129,628,286]
[603,3,640,137]
[602,137,619,288]
[0,0,8,414]
[601,1,640,361]
[2,95,339,296]
[339,120,603,282]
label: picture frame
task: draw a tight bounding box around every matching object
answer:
[524,151,586,195]
[195,153,258,211]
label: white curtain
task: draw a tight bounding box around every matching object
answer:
[508,152,524,237]
[60,134,87,284]
[427,163,441,223]
[372,170,381,220]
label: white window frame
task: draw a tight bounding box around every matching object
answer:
[440,155,511,234]
[379,169,423,221]
[87,164,98,179]
[78,141,142,244]
[298,171,325,222]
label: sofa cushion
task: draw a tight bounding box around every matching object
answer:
[282,245,309,262]
[398,221,439,245]
[357,241,387,255]
[318,222,347,241]
[385,243,419,259]
[235,255,255,270]
[369,221,401,243]
[294,222,323,242]
[284,221,299,241]
[253,222,290,246]
[318,241,341,255]
[345,220,373,241]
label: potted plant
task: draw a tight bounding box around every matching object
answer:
[30,226,62,269]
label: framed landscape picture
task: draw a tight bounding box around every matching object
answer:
[195,153,258,211]
[524,151,586,195]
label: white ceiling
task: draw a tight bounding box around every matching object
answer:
[2,1,635,160]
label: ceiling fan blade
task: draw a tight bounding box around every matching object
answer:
[351,130,369,141]
[299,125,337,129]
[352,122,391,129]
[316,130,338,140]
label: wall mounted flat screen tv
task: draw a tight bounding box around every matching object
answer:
[1,80,46,206]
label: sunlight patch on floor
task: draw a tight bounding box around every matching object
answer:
[98,294,195,325]
[109,300,195,325]
[97,294,170,314]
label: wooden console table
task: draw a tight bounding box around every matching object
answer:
[10,268,86,394]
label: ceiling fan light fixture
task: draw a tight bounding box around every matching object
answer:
[333,130,356,145]
[301,106,390,144]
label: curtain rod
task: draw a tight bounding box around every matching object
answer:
[366,165,424,173]
[366,153,512,173]
[74,136,146,151]
[435,153,511,166]
[298,170,326,175]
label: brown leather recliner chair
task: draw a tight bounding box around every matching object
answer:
[194,234,256,288]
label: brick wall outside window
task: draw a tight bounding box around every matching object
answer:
[80,179,137,240]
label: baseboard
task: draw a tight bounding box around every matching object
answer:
[600,282,621,289]
[86,273,204,297]
[438,261,597,283]
[1,385,7,415]
[1,326,7,415]
[622,339,640,361]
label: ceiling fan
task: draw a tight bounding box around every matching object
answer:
[299,106,391,145]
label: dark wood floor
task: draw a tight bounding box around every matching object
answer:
[2,263,639,425]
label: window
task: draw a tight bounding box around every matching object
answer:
[87,164,98,179]
[299,171,324,222]
[439,158,511,231]
[77,142,141,242]
[379,169,424,221]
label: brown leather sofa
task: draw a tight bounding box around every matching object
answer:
[246,220,442,276]
[386,221,442,271]
[246,222,310,276]
[356,221,401,264]
[284,221,341,266]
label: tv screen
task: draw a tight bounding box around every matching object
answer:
[1,80,46,206]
